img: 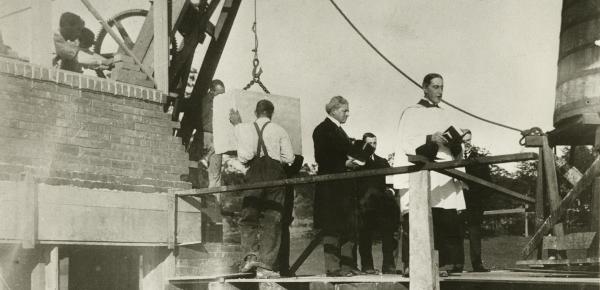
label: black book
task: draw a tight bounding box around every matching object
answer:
[348,140,375,166]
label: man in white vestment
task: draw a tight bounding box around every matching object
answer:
[393,73,466,274]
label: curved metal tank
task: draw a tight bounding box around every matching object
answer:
[555,0,600,127]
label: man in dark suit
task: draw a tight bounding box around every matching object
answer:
[356,133,400,274]
[459,131,491,272]
[313,96,361,277]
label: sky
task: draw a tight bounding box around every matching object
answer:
[1,0,564,170]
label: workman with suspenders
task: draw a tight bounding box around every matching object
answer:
[230,99,295,278]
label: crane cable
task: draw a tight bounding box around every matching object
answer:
[327,0,526,134]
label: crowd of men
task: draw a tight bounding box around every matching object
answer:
[184,73,492,278]
[50,14,490,276]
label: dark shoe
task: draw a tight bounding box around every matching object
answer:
[362,268,379,275]
[326,269,355,277]
[472,265,490,272]
[448,264,463,274]
[439,270,449,277]
[382,265,398,274]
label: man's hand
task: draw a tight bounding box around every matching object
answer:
[431,131,448,145]
[229,109,242,125]
[345,158,360,169]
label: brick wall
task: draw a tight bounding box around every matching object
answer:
[0,56,190,192]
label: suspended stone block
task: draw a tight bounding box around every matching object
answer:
[213,89,302,155]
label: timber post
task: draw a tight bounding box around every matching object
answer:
[408,170,439,290]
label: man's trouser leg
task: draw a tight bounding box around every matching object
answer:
[433,208,461,267]
[401,213,409,269]
[259,209,282,271]
[467,207,484,267]
[240,205,261,263]
[207,153,222,188]
[358,212,374,270]
[381,225,397,271]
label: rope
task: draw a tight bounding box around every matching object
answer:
[327,0,524,134]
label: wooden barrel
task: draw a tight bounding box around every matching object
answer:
[555,0,600,127]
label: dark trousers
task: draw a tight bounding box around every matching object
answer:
[401,208,462,268]
[240,183,285,271]
[358,220,397,271]
[357,188,399,271]
[459,206,484,267]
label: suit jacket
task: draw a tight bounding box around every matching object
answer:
[464,150,492,208]
[359,154,390,191]
[312,118,357,233]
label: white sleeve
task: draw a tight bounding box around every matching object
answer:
[235,124,255,164]
[279,129,295,164]
[399,108,426,155]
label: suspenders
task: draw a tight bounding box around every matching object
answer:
[253,121,271,158]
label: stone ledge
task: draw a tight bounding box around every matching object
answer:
[0,56,166,104]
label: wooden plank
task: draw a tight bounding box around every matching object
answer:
[20,173,37,249]
[543,232,597,250]
[535,148,545,259]
[592,126,600,257]
[437,169,535,204]
[153,0,169,92]
[177,153,538,197]
[542,137,567,242]
[45,246,59,290]
[522,155,600,258]
[409,170,439,290]
[484,208,526,215]
[516,257,600,266]
[167,192,177,249]
[29,0,52,66]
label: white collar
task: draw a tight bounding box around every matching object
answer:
[327,115,342,127]
[255,116,271,125]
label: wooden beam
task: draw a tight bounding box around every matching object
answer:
[177,153,538,197]
[542,137,567,258]
[535,148,544,259]
[80,0,156,86]
[484,208,526,215]
[409,171,439,290]
[29,0,52,66]
[20,173,38,249]
[181,0,241,137]
[592,126,600,257]
[522,155,600,258]
[436,169,535,204]
[45,246,59,290]
[167,192,177,250]
[153,0,169,92]
[288,231,324,276]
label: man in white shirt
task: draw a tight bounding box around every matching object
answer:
[393,73,466,275]
[54,12,112,73]
[233,99,294,278]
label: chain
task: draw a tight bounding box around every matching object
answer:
[243,0,270,94]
